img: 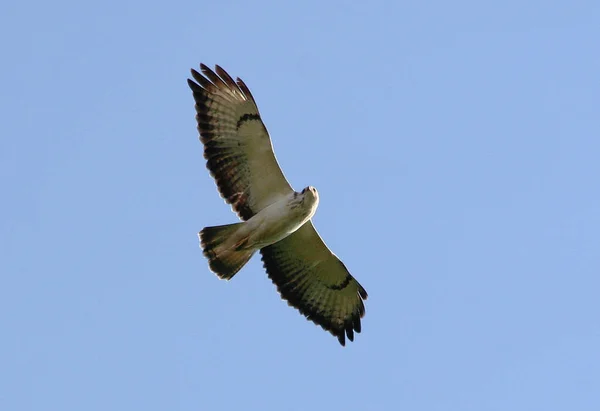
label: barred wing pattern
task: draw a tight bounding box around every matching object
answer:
[189,65,368,345]
[187,64,293,220]
[261,222,368,346]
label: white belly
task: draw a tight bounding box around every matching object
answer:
[241,194,316,249]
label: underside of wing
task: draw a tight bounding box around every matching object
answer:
[188,64,293,220]
[260,222,368,346]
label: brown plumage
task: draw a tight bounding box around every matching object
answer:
[189,64,368,345]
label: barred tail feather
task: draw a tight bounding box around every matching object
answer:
[199,223,255,280]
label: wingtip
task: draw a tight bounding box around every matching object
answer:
[187,78,198,90]
[354,318,362,334]
[359,285,368,300]
[201,63,219,79]
[235,77,256,104]
[214,64,225,74]
[346,327,355,342]
[189,68,209,89]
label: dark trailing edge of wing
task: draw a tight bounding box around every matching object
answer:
[260,247,368,346]
[187,64,261,220]
[189,64,368,347]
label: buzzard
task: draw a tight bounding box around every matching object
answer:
[188,64,368,345]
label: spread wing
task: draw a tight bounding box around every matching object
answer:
[187,64,293,220]
[260,222,368,346]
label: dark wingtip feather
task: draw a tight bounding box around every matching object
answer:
[187,78,202,93]
[199,63,211,73]
[215,65,237,88]
[190,69,215,90]
[358,284,368,300]
[236,78,257,104]
[346,324,355,342]
[190,68,202,81]
[354,317,362,333]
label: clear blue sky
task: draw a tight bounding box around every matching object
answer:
[1,1,599,410]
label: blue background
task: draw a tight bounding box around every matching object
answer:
[2,1,599,410]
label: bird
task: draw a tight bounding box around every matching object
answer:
[187,64,368,346]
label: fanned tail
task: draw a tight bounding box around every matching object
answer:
[199,223,255,280]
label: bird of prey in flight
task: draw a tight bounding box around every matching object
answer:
[187,64,368,345]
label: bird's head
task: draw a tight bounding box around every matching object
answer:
[301,186,319,208]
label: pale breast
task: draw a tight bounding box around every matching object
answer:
[245,193,317,249]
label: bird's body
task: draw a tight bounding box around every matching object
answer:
[204,188,319,265]
[188,64,367,345]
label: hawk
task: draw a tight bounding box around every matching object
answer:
[188,64,368,345]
